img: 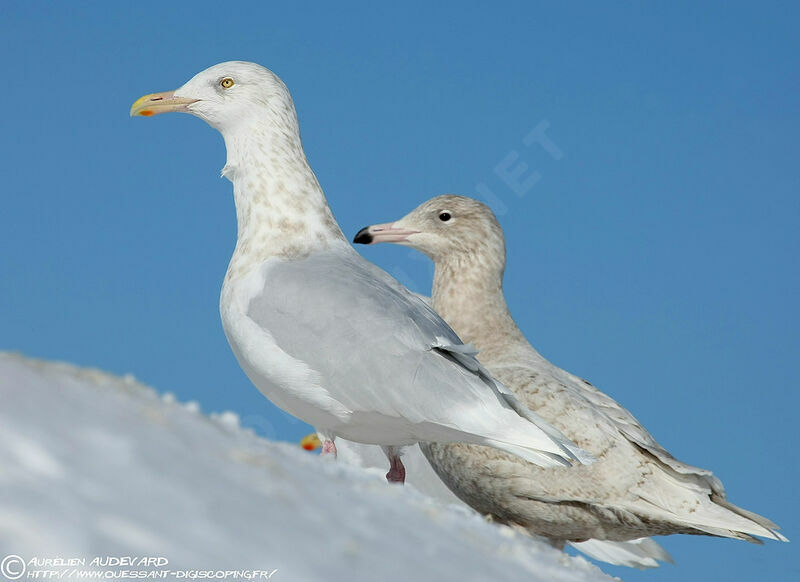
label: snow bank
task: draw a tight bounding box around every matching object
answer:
[0,353,612,581]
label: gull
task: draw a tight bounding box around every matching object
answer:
[354,194,787,546]
[129,62,591,483]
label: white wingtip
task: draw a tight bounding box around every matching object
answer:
[430,340,595,466]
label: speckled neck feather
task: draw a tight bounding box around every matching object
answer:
[221,97,345,280]
[431,248,529,362]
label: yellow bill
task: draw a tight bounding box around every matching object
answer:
[130,90,198,117]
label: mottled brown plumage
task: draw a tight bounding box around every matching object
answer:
[360,194,786,549]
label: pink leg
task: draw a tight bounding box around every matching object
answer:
[321,439,337,458]
[386,455,406,484]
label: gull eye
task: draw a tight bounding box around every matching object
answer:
[220,77,235,89]
[438,211,452,222]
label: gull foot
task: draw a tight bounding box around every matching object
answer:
[386,455,406,484]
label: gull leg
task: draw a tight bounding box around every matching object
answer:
[387,456,406,483]
[319,432,337,458]
[381,446,406,484]
[321,440,337,458]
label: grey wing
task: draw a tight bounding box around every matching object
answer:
[249,250,512,424]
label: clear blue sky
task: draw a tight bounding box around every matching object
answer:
[1,2,797,580]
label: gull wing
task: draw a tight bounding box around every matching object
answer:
[246,247,585,467]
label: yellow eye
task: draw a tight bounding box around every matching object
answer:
[220,77,234,89]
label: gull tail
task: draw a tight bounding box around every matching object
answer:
[569,538,674,570]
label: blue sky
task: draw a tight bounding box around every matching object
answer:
[1,2,797,580]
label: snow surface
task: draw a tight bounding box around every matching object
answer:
[0,353,613,582]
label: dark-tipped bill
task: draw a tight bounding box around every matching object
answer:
[353,222,419,245]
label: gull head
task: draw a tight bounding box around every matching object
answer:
[130,61,295,135]
[354,194,505,263]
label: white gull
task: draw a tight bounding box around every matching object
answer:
[130,62,592,481]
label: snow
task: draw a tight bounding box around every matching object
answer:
[0,353,613,582]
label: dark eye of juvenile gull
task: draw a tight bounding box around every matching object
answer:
[439,212,452,222]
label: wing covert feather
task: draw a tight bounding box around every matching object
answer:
[247,251,520,424]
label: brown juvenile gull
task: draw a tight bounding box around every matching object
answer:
[129,62,593,484]
[354,194,787,548]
